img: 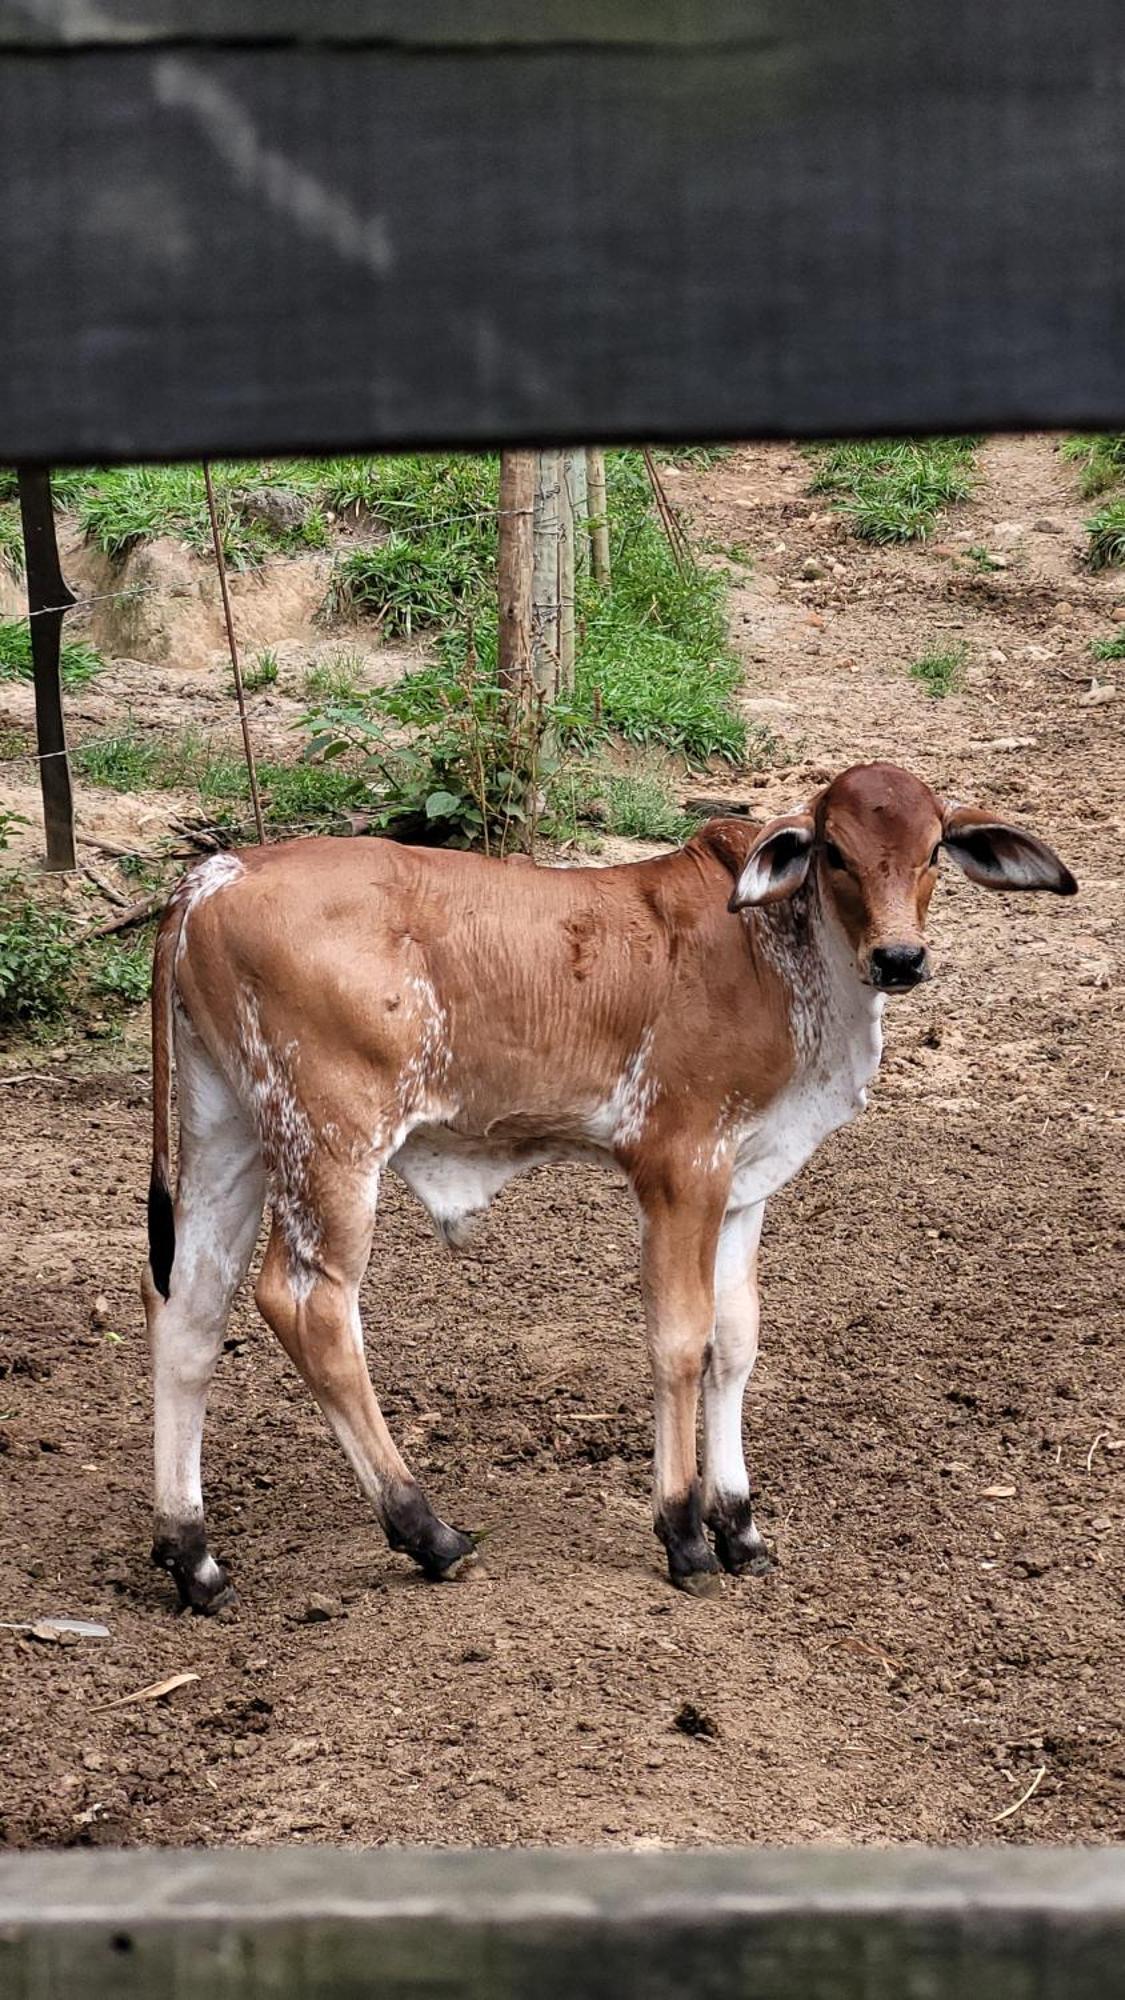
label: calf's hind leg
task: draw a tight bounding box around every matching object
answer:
[143,1031,266,1611]
[254,1171,474,1582]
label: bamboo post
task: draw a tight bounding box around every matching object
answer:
[557,450,577,694]
[17,468,76,871]
[495,451,536,692]
[586,447,611,588]
[531,449,560,699]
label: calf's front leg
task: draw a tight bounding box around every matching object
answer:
[636,1173,726,1596]
[703,1201,774,1576]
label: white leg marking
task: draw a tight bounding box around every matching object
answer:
[703,1201,765,1508]
[149,1022,265,1555]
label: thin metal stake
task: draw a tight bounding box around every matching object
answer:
[202,462,266,844]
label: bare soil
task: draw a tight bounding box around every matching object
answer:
[1,437,1122,1850]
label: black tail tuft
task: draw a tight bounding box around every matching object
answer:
[147,1172,175,1300]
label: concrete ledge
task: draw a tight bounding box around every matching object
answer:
[1,1848,1124,1997]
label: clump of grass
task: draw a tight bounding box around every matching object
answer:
[805,437,978,542]
[966,545,1004,572]
[577,760,697,843]
[75,730,160,790]
[304,650,367,702]
[0,619,105,689]
[655,445,732,469]
[326,532,485,636]
[0,504,23,577]
[257,759,365,825]
[242,647,279,693]
[909,642,967,698]
[1091,630,1125,661]
[1085,498,1125,571]
[0,888,76,1022]
[1060,433,1125,498]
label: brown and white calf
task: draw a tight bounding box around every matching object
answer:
[142,762,1075,1607]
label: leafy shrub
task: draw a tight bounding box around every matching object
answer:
[0,890,76,1022]
[305,648,553,854]
[88,940,151,1005]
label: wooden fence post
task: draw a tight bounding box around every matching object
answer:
[586,447,611,588]
[17,467,75,872]
[495,451,536,693]
[531,449,560,699]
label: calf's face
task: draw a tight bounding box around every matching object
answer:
[730,762,1076,990]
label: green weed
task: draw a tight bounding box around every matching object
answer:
[966,545,1004,572]
[242,647,280,692]
[0,807,29,850]
[0,889,76,1022]
[909,643,967,698]
[1091,629,1125,660]
[805,437,978,542]
[304,651,367,703]
[75,731,160,790]
[0,619,105,689]
[87,938,151,1005]
[1085,498,1125,571]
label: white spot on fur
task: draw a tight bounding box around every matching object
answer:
[234,990,319,1295]
[172,853,244,964]
[587,1027,660,1148]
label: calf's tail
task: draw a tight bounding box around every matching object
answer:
[147,902,181,1300]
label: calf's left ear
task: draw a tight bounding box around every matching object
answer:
[941,805,1077,895]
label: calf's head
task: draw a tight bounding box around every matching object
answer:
[730,762,1076,991]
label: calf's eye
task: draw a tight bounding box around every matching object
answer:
[929,843,941,868]
[825,841,847,871]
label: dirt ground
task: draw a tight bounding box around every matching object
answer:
[1,436,1122,1849]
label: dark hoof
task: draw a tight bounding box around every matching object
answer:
[673,1567,725,1600]
[385,1483,477,1581]
[152,1537,234,1615]
[708,1496,776,1578]
[419,1527,478,1582]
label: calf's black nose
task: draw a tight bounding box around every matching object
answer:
[869,942,928,990]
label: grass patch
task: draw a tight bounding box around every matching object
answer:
[78,463,330,567]
[1060,433,1125,498]
[74,731,160,790]
[1085,497,1125,571]
[909,642,967,698]
[0,618,105,689]
[805,437,978,542]
[325,532,487,636]
[573,759,697,843]
[0,505,24,577]
[304,650,367,703]
[242,647,280,693]
[1091,629,1125,661]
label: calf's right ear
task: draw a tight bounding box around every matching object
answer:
[729,813,815,911]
